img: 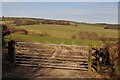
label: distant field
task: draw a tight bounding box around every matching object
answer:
[8,34,104,46]
[8,24,118,46]
[14,24,118,38]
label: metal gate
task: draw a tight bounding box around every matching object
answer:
[15,42,90,71]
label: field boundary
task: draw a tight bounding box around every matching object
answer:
[14,42,91,71]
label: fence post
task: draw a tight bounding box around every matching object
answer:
[88,45,92,71]
[96,59,99,72]
[8,40,16,66]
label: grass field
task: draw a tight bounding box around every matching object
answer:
[8,24,118,46]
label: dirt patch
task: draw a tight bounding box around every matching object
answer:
[3,66,102,78]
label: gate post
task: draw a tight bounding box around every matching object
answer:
[8,40,16,66]
[88,45,92,71]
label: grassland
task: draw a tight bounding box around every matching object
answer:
[7,24,118,46]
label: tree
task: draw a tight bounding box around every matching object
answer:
[1,24,11,46]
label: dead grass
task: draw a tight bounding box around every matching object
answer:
[71,31,117,41]
[7,25,50,37]
[27,31,50,36]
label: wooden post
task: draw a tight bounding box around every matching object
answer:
[96,60,99,72]
[88,45,92,71]
[118,43,120,67]
[96,49,100,72]
[8,40,16,65]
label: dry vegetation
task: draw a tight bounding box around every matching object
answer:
[5,25,50,37]
[27,31,50,36]
[71,31,117,41]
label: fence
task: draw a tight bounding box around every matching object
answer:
[7,40,115,77]
[13,42,91,71]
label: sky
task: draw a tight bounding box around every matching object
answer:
[1,2,118,24]
[1,0,120,2]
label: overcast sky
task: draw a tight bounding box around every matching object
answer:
[2,2,118,24]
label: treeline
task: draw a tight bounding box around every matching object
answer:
[2,17,77,26]
[13,20,39,26]
[13,19,75,26]
[104,24,119,30]
[40,20,71,25]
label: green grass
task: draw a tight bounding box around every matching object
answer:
[8,34,116,46]
[14,24,118,38]
[8,24,118,46]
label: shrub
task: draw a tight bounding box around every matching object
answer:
[71,34,77,39]
[28,31,50,37]
[71,31,117,41]
[8,27,28,35]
